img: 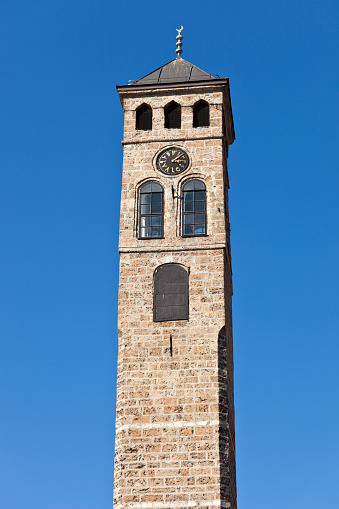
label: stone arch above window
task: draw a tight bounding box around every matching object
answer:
[139,181,164,238]
[136,103,152,130]
[153,264,189,322]
[182,179,207,236]
[164,101,181,129]
[193,100,210,127]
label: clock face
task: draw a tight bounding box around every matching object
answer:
[156,147,189,176]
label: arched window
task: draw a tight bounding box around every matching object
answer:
[139,182,164,238]
[136,104,152,130]
[182,180,206,236]
[164,101,181,129]
[153,264,189,322]
[193,100,209,127]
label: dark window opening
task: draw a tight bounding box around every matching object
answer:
[182,180,206,236]
[154,264,189,322]
[139,182,163,238]
[136,104,152,131]
[164,102,181,129]
[193,101,209,127]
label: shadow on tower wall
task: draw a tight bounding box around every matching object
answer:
[218,325,237,508]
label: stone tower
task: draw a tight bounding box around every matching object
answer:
[114,31,236,509]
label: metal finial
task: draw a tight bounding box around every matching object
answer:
[176,26,183,58]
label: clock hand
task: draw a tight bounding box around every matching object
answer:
[171,153,184,163]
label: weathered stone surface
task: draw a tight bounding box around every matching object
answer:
[114,82,236,509]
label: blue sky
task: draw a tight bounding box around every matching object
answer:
[1,1,338,508]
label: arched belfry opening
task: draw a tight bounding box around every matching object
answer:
[136,103,152,130]
[193,100,210,127]
[164,101,181,129]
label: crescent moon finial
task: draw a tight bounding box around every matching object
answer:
[175,26,184,58]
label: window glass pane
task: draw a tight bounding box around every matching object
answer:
[184,201,193,212]
[151,216,161,226]
[152,193,162,203]
[184,180,205,191]
[152,227,161,237]
[141,183,152,193]
[194,225,205,234]
[141,193,151,204]
[141,204,151,214]
[184,191,194,202]
[152,203,162,214]
[195,191,205,201]
[193,180,205,190]
[184,224,194,236]
[195,213,206,224]
[140,227,153,237]
[150,183,162,192]
[184,214,194,224]
[184,181,194,191]
[195,201,205,212]
[141,216,152,227]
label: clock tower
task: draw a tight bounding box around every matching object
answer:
[114,29,237,508]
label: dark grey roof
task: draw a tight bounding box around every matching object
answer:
[131,57,216,85]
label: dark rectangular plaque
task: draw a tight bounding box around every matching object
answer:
[153,264,189,322]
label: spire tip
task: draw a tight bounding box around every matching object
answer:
[176,26,183,58]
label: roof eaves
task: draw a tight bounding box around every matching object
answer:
[116,78,229,92]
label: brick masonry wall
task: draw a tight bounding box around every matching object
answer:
[113,84,236,509]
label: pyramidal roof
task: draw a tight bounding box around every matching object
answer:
[130,57,216,86]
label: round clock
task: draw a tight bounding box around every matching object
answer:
[156,147,189,176]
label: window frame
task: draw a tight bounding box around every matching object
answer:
[138,181,164,239]
[181,179,207,237]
